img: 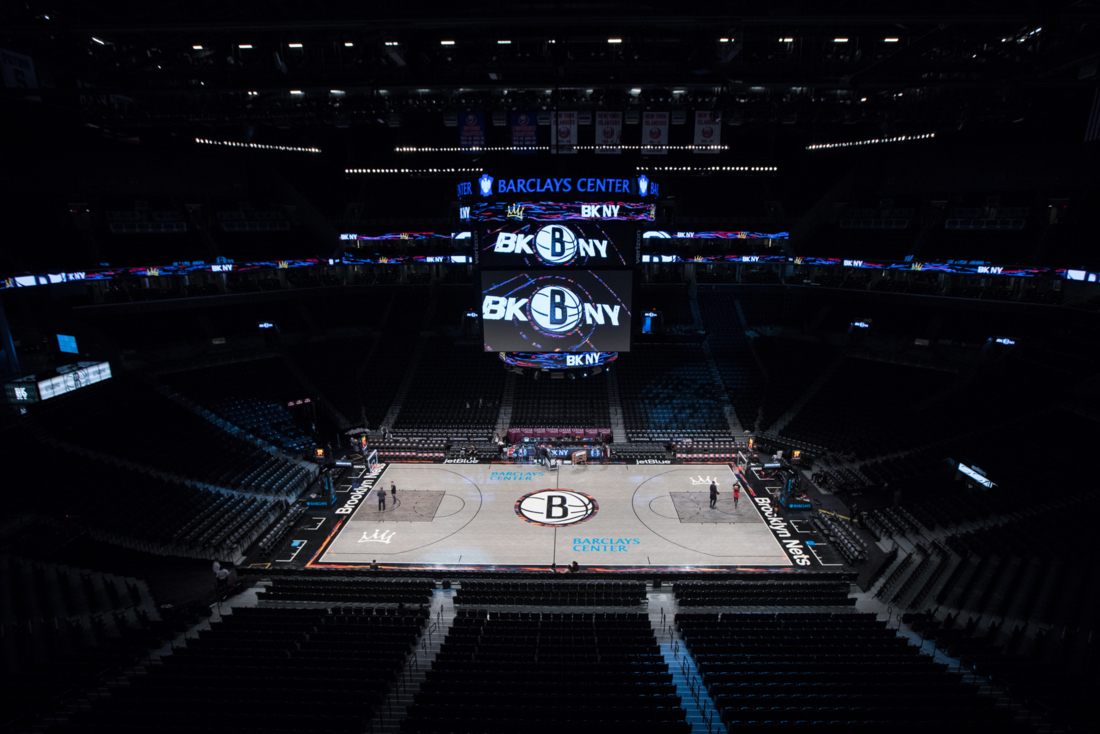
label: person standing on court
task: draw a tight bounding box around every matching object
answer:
[709,480,719,509]
[390,481,397,503]
[377,485,387,511]
[733,484,740,507]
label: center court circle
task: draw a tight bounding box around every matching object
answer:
[515,489,598,527]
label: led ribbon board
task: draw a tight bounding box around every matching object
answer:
[499,352,618,370]
[464,201,655,222]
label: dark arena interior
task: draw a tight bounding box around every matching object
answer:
[3,1,1100,732]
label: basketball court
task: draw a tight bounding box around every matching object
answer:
[311,463,799,570]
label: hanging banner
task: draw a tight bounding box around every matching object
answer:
[459,111,485,152]
[641,111,669,154]
[0,48,37,89]
[594,111,622,154]
[551,111,578,154]
[510,111,537,153]
[694,110,721,153]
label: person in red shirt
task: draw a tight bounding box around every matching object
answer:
[733,484,741,507]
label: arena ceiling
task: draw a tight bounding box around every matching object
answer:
[3,0,1098,154]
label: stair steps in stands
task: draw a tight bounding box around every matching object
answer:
[699,339,741,435]
[687,280,706,332]
[768,354,844,435]
[376,587,452,733]
[733,299,770,381]
[380,334,430,430]
[495,369,517,434]
[650,588,716,733]
[605,367,627,443]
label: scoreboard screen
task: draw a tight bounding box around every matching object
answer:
[479,222,634,268]
[481,270,632,353]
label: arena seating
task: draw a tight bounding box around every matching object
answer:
[926,628,1096,734]
[0,555,156,630]
[673,439,748,461]
[392,340,503,439]
[673,578,855,607]
[373,438,447,461]
[0,575,180,733]
[162,359,316,454]
[259,576,435,605]
[361,289,430,427]
[509,374,611,428]
[29,376,312,496]
[680,612,1028,733]
[286,337,375,424]
[697,290,764,429]
[41,605,426,734]
[753,337,838,431]
[808,513,870,565]
[778,358,954,457]
[402,610,687,733]
[617,344,732,441]
[611,442,668,462]
[6,433,282,560]
[454,579,647,606]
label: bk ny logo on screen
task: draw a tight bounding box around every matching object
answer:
[490,224,614,267]
[480,271,632,353]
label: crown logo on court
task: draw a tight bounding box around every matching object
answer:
[691,476,717,485]
[358,529,396,544]
[399,233,410,240]
[379,257,389,264]
[146,267,160,276]
[506,204,525,220]
[277,261,289,269]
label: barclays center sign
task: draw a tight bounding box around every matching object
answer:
[458,174,659,199]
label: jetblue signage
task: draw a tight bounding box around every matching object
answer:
[459,174,658,199]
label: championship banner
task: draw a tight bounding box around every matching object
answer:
[510,111,537,153]
[641,111,669,155]
[551,111,578,154]
[694,110,721,153]
[459,110,485,152]
[594,111,622,154]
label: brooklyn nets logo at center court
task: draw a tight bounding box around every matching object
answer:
[515,489,599,527]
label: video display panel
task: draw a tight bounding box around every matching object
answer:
[479,222,634,268]
[482,270,632,353]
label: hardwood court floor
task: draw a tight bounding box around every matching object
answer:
[315,463,793,569]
